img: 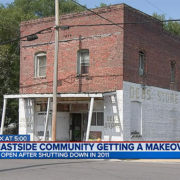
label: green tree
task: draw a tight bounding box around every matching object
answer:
[13,0,85,18]
[0,3,36,132]
[96,2,109,8]
[153,13,180,36]
[0,0,107,133]
[0,45,19,129]
[0,0,85,134]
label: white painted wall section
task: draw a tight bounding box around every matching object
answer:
[103,91,123,141]
[123,81,180,141]
[19,99,34,141]
[56,112,70,141]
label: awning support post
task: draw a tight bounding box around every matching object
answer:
[43,98,50,141]
[1,98,7,135]
[86,97,94,141]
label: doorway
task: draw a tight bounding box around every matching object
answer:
[70,113,81,141]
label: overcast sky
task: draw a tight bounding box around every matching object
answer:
[1,0,180,19]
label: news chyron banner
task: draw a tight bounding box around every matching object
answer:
[0,135,30,142]
[0,137,180,159]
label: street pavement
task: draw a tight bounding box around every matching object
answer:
[125,159,180,163]
[0,159,180,180]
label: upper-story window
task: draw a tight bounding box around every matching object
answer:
[139,51,145,76]
[35,52,46,77]
[77,49,89,75]
[171,61,176,83]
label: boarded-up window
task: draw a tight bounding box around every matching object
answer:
[71,104,88,112]
[41,103,47,111]
[57,104,70,112]
[130,101,142,135]
[89,131,102,140]
[171,61,176,82]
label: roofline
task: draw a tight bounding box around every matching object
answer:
[20,3,125,26]
[20,3,163,27]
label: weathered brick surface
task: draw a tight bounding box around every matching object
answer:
[20,4,124,94]
[123,5,180,91]
[20,4,180,94]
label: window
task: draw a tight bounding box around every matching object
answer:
[130,101,142,137]
[171,61,175,83]
[35,52,46,77]
[139,51,145,75]
[91,112,104,126]
[77,49,89,74]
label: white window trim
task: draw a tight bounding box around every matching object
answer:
[77,49,89,75]
[91,111,104,126]
[35,52,47,77]
[130,101,142,138]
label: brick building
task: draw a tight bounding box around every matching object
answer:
[2,4,180,141]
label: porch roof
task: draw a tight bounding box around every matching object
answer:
[3,93,104,99]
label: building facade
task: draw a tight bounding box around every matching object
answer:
[2,4,180,141]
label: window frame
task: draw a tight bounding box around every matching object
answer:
[130,101,142,137]
[91,112,104,126]
[34,52,47,77]
[77,49,89,75]
[139,51,145,76]
[171,61,176,83]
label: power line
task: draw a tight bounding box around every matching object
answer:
[1,4,180,47]
[71,0,123,29]
[0,26,53,46]
[145,0,172,19]
[68,19,180,28]
[70,1,169,48]
[20,28,55,85]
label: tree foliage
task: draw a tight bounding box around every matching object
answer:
[153,13,180,36]
[13,0,85,18]
[0,0,85,133]
[0,0,107,133]
[96,2,110,8]
[0,3,35,130]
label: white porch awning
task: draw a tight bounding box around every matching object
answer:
[3,93,103,99]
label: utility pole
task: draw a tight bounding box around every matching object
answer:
[52,0,59,141]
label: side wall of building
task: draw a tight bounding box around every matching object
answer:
[123,81,180,141]
[123,5,180,91]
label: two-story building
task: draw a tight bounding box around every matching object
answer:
[2,4,180,141]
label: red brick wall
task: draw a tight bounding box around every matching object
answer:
[123,5,180,91]
[20,5,124,94]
